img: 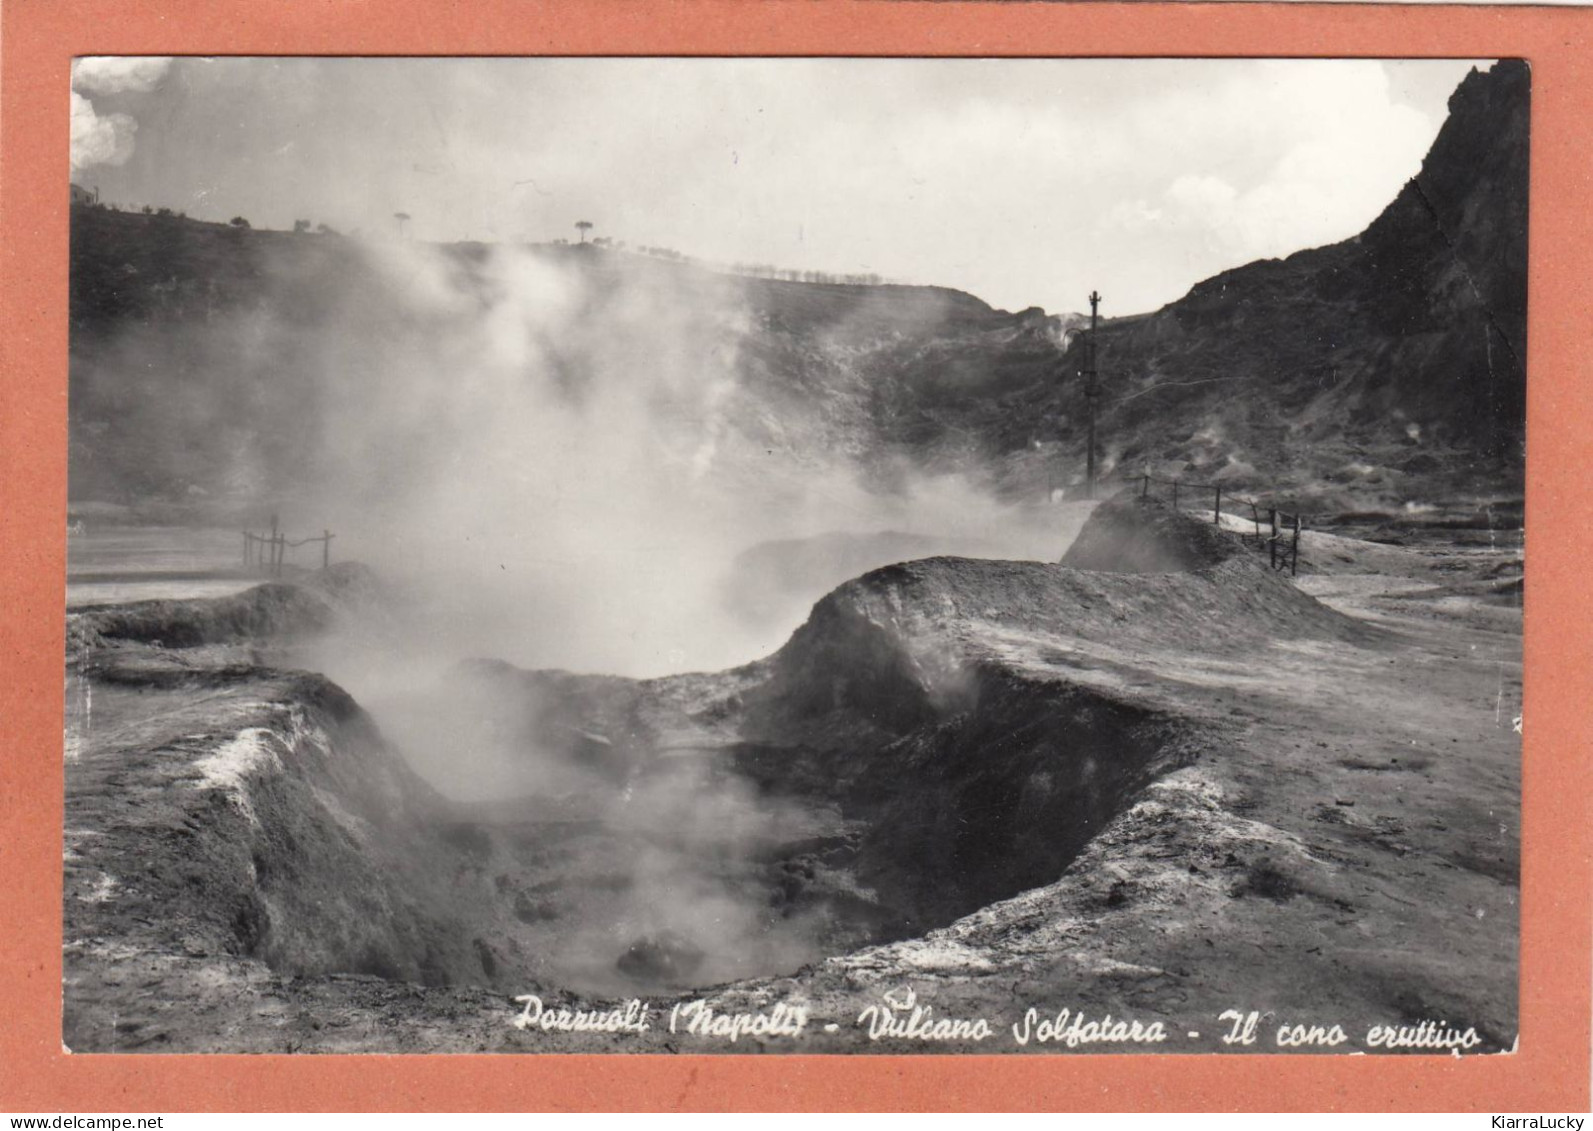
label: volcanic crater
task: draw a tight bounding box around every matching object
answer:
[63,495,1520,1052]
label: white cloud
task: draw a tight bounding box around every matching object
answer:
[69,57,173,174]
[1102,197,1165,233]
[70,90,137,172]
[80,57,1480,312]
[71,56,173,95]
[1102,60,1446,274]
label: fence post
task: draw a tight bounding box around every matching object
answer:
[1291,514,1302,577]
[1172,480,1180,510]
[323,530,332,570]
[1213,485,1222,524]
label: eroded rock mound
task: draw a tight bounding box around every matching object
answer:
[749,496,1373,748]
[66,501,1415,1049]
[67,562,379,653]
[1061,493,1245,573]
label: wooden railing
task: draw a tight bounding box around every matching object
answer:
[242,520,334,578]
[1124,474,1305,576]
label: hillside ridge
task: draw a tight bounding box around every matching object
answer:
[68,62,1527,516]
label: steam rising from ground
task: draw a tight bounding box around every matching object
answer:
[537,758,850,995]
[272,241,1079,994]
[71,226,1097,995]
[81,232,1084,988]
[288,238,1071,688]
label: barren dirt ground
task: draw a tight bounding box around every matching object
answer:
[62,514,1521,1054]
[661,522,1521,1054]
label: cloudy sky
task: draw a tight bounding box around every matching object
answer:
[71,56,1487,316]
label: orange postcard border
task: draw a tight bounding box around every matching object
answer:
[2,0,1588,1113]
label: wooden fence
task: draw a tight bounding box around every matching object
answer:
[1125,474,1304,576]
[242,519,334,578]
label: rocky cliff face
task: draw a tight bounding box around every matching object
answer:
[1030,61,1529,499]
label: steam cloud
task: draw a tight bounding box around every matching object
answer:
[277,237,1069,684]
[79,222,1080,808]
[77,195,1086,994]
[236,237,1083,988]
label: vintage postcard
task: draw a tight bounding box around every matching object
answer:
[59,53,1525,1056]
[4,0,1588,1114]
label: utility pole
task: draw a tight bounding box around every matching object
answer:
[1083,290,1102,499]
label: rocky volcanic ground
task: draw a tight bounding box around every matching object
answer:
[58,58,1529,1059]
[62,496,1520,1054]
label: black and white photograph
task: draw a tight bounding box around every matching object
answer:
[62,56,1526,1054]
